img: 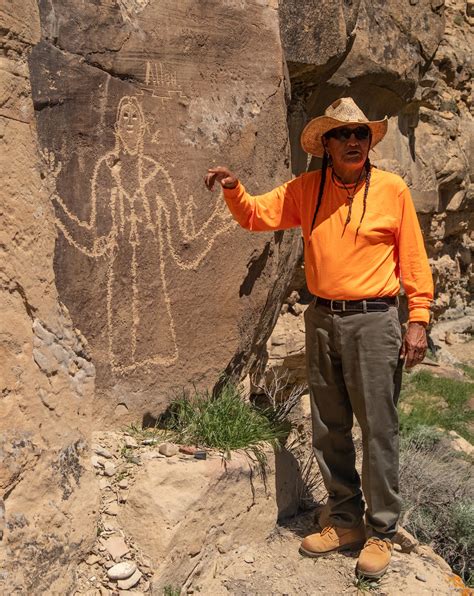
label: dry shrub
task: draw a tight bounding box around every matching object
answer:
[399,427,474,580]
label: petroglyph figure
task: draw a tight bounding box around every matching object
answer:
[45,96,233,373]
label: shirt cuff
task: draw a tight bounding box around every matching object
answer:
[408,307,430,325]
[222,181,243,200]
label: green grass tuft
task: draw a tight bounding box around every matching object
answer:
[399,370,474,443]
[163,586,181,596]
[160,381,290,463]
[458,363,474,381]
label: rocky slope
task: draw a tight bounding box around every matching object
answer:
[71,430,466,596]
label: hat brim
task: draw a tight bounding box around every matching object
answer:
[300,116,388,157]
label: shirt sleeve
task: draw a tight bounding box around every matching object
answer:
[222,176,303,231]
[397,185,434,324]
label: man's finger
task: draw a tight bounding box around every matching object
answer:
[204,172,218,190]
[405,347,417,368]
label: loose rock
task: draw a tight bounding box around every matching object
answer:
[394,527,419,553]
[104,503,120,516]
[103,462,116,477]
[179,445,197,455]
[124,436,138,448]
[107,561,137,580]
[117,478,129,489]
[86,554,101,565]
[103,536,129,561]
[159,442,179,457]
[93,445,114,459]
[416,573,428,582]
[117,569,142,590]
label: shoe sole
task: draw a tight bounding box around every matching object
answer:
[299,540,365,558]
[355,562,390,580]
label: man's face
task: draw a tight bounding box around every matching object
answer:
[324,125,371,172]
[117,102,141,153]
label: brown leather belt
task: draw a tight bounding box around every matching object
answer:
[314,295,398,313]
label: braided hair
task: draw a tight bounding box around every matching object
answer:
[309,137,373,242]
[355,157,372,240]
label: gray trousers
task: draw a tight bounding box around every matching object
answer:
[304,301,404,539]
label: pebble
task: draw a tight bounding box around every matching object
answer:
[117,479,129,489]
[107,561,137,580]
[93,445,114,459]
[124,436,138,448]
[104,503,120,516]
[179,445,197,455]
[86,554,101,565]
[103,462,116,477]
[416,573,428,582]
[274,563,283,570]
[91,455,103,468]
[104,560,115,569]
[159,442,179,457]
[243,553,255,564]
[117,569,142,590]
[141,438,157,446]
[194,451,207,460]
[119,491,128,503]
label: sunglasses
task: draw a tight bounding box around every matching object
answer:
[325,126,370,141]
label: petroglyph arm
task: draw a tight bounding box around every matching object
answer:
[46,152,117,258]
[149,164,234,270]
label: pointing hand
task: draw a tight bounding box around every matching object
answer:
[204,166,238,191]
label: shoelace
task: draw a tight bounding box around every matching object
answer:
[365,537,390,551]
[321,526,336,536]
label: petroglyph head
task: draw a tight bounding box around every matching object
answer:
[115,96,146,155]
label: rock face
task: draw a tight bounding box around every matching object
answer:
[281,0,473,323]
[0,1,99,592]
[28,0,301,423]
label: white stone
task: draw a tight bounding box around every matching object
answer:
[117,569,142,590]
[107,561,137,580]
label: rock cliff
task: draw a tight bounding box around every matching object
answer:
[0,1,98,592]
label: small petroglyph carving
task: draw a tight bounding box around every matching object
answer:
[142,61,187,103]
[117,0,150,25]
[46,96,233,373]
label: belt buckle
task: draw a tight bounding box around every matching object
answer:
[330,299,345,312]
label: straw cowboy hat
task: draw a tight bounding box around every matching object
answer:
[300,98,388,158]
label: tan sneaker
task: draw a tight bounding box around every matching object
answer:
[356,537,393,579]
[299,523,366,557]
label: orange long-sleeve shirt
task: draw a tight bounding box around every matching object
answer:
[223,167,433,323]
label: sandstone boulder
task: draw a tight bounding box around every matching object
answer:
[28,0,301,425]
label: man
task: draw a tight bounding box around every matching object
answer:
[204,98,433,579]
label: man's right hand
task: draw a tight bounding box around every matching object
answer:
[204,166,238,191]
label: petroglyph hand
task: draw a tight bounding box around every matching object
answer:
[40,148,62,182]
[205,166,238,191]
